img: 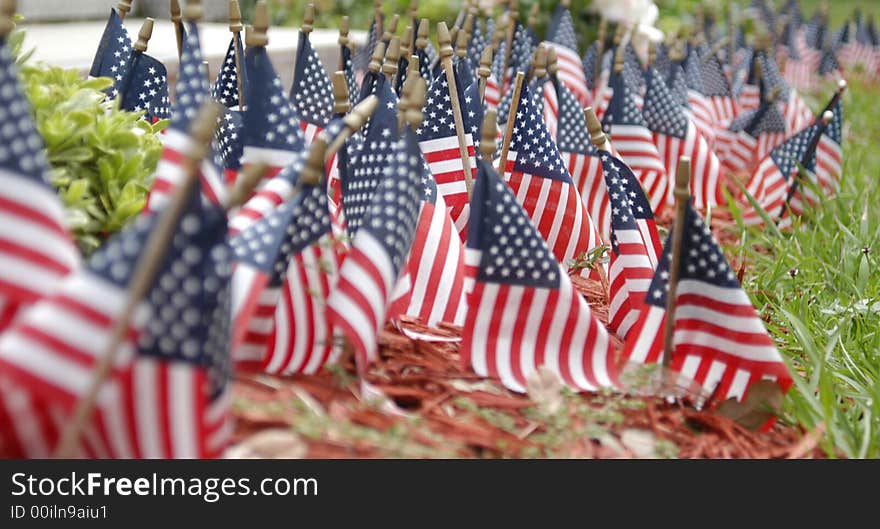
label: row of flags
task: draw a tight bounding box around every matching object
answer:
[0,0,854,457]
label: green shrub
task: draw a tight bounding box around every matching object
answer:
[10,28,165,255]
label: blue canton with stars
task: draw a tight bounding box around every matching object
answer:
[548,6,578,51]
[467,18,488,69]
[343,88,400,237]
[416,70,458,141]
[602,69,648,131]
[729,100,786,137]
[467,158,560,289]
[212,35,246,108]
[341,44,359,108]
[602,153,641,255]
[582,42,598,91]
[136,186,232,398]
[645,202,738,308]
[643,67,689,140]
[215,108,244,172]
[700,54,732,97]
[666,63,690,107]
[243,46,306,154]
[353,19,378,74]
[824,99,843,145]
[554,78,599,157]
[117,50,170,122]
[89,8,131,99]
[683,50,705,94]
[290,32,334,128]
[171,23,213,133]
[230,178,330,287]
[758,51,791,101]
[623,44,646,93]
[0,39,52,184]
[770,124,821,181]
[508,84,572,183]
[600,150,655,224]
[359,129,423,274]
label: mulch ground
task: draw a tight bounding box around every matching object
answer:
[229,177,826,459]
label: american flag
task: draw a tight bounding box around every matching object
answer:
[813,98,843,195]
[327,129,423,368]
[416,69,477,238]
[116,45,170,123]
[89,7,130,96]
[602,152,657,339]
[602,67,669,215]
[643,66,723,210]
[531,73,559,139]
[620,200,791,406]
[544,4,591,106]
[353,17,379,75]
[230,173,342,375]
[229,45,307,235]
[582,41,599,95]
[0,185,231,458]
[623,198,791,401]
[212,34,246,109]
[0,38,79,332]
[699,51,738,131]
[743,122,822,225]
[462,157,617,393]
[340,35,359,109]
[732,50,760,114]
[388,143,467,326]
[759,52,813,135]
[715,97,787,174]
[214,108,244,184]
[501,84,604,281]
[467,17,489,68]
[145,23,227,214]
[552,78,609,240]
[818,43,843,79]
[681,51,717,148]
[291,29,334,145]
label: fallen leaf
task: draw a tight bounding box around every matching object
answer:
[225,429,307,459]
[525,366,565,415]
[716,380,784,431]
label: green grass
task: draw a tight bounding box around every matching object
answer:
[730,76,880,458]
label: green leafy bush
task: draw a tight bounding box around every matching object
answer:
[12,27,165,255]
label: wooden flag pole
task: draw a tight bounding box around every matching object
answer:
[437,21,475,198]
[117,0,133,20]
[229,0,245,108]
[477,46,493,104]
[327,95,380,158]
[416,18,430,60]
[0,1,13,36]
[383,36,401,84]
[778,110,835,222]
[496,71,525,175]
[331,71,351,116]
[526,2,539,32]
[171,0,184,60]
[594,17,607,82]
[501,0,519,88]
[662,156,691,367]
[528,44,547,82]
[53,101,224,458]
[300,136,329,187]
[226,162,268,211]
[368,41,386,75]
[373,0,384,43]
[480,108,498,163]
[246,1,269,48]
[339,16,352,67]
[584,106,611,151]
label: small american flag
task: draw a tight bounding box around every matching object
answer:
[681,51,717,148]
[230,172,342,375]
[715,97,787,174]
[89,7,130,97]
[0,185,231,458]
[214,108,244,183]
[416,69,477,238]
[501,84,604,281]
[621,201,792,404]
[813,98,843,194]
[353,18,379,75]
[462,158,617,393]
[388,147,467,326]
[602,152,657,339]
[145,23,227,214]
[552,77,609,240]
[759,52,813,135]
[212,34,246,109]
[117,46,170,123]
[291,30,334,145]
[743,122,822,225]
[643,66,724,210]
[0,37,79,331]
[467,17,489,69]
[544,4,591,106]
[327,129,423,368]
[229,45,307,235]
[699,51,738,131]
[340,42,358,108]
[602,67,670,215]
[581,41,600,95]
